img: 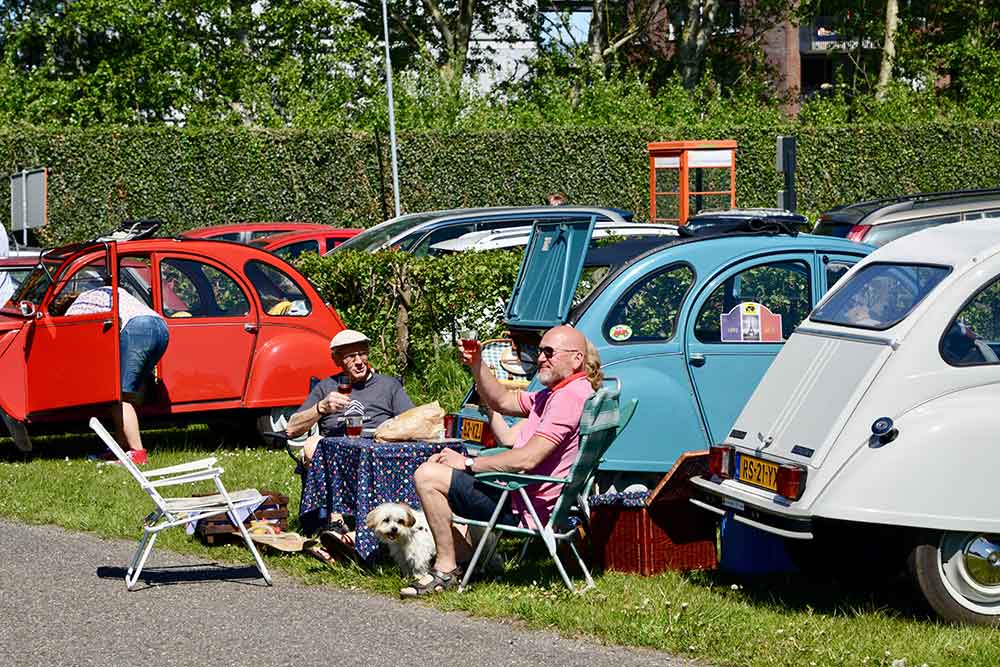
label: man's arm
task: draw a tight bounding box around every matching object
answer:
[463,346,525,416]
[286,384,350,437]
[470,434,557,473]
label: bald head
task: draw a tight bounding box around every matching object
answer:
[536,325,589,387]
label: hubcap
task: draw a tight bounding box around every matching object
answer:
[939,532,1000,614]
[963,535,1000,587]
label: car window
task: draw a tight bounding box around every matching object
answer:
[695,260,811,343]
[813,262,950,330]
[603,265,694,343]
[49,259,111,316]
[864,214,961,246]
[274,240,320,261]
[119,255,153,307]
[941,276,1000,366]
[210,232,242,242]
[245,260,312,316]
[410,224,476,257]
[159,258,250,318]
[826,261,853,289]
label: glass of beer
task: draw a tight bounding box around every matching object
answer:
[338,375,352,396]
[345,415,363,438]
[460,329,478,354]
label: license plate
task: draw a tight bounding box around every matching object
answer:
[736,453,779,492]
[460,418,484,443]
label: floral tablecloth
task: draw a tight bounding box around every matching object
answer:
[299,436,464,561]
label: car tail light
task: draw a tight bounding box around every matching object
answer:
[443,414,456,438]
[480,427,496,449]
[708,445,732,479]
[775,464,807,501]
[846,224,871,242]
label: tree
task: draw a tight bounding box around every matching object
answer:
[678,0,720,89]
[875,0,899,99]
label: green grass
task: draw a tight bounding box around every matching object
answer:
[1,428,998,667]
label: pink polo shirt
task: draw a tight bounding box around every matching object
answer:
[511,372,594,528]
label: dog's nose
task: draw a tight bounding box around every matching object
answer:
[388,527,398,537]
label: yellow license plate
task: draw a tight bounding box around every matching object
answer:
[736,453,779,492]
[460,418,484,443]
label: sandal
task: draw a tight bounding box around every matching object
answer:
[399,567,462,598]
[304,541,337,568]
[319,529,360,565]
[323,516,350,536]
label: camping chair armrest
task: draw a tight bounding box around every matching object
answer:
[147,468,225,488]
[473,471,568,491]
[476,447,511,457]
[144,457,219,478]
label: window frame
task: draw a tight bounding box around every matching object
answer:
[601,261,696,345]
[158,255,252,319]
[939,273,1000,367]
[243,259,313,318]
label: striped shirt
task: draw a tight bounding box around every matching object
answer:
[65,287,163,331]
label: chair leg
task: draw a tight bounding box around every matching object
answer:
[459,490,509,592]
[126,530,158,590]
[567,538,595,591]
[230,510,272,586]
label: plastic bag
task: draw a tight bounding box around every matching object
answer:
[374,401,445,442]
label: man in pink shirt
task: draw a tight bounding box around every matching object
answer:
[401,325,598,597]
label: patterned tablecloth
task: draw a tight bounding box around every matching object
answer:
[299,436,464,561]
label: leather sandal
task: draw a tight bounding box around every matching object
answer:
[319,529,360,565]
[399,567,462,598]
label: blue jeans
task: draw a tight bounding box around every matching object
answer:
[120,316,169,395]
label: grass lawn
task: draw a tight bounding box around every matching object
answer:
[1,427,997,667]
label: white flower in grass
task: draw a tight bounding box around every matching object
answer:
[890,659,907,667]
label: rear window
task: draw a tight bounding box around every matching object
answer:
[812,262,950,330]
[863,214,960,247]
[812,219,853,238]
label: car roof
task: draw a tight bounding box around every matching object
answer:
[180,222,330,238]
[851,222,1000,273]
[252,228,360,248]
[821,188,1000,226]
[431,222,677,253]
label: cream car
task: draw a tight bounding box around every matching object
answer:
[691,222,1000,625]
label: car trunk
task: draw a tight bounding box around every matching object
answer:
[727,328,895,468]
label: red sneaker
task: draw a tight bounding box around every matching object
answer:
[106,449,148,465]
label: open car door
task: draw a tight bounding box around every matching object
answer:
[504,216,597,330]
[26,243,121,415]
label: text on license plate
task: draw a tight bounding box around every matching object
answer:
[461,418,484,443]
[736,453,779,492]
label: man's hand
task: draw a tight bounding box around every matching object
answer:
[316,391,351,416]
[430,447,467,470]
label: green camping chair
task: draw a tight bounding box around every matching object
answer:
[453,384,637,593]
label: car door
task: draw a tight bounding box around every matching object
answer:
[26,245,120,414]
[684,253,815,444]
[154,253,258,406]
[820,252,863,293]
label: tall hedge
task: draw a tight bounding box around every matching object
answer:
[2,122,1000,245]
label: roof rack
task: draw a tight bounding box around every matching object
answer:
[832,187,1000,212]
[94,219,163,242]
[678,216,800,238]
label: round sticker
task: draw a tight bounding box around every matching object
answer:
[609,324,633,341]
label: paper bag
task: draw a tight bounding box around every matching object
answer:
[374,401,445,442]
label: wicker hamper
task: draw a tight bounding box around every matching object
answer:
[195,489,289,545]
[590,452,717,575]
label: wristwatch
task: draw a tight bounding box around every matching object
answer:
[464,457,476,474]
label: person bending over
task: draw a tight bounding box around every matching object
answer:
[401,324,601,597]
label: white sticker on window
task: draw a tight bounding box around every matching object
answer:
[609,324,633,341]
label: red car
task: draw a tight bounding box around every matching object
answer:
[0,238,345,451]
[250,228,361,260]
[180,222,349,244]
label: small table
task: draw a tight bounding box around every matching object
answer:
[299,436,465,561]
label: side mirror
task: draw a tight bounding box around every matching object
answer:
[18,301,36,318]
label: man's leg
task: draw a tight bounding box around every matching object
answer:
[301,433,323,461]
[414,460,465,573]
[112,401,144,452]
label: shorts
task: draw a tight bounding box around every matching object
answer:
[447,470,517,526]
[120,315,169,397]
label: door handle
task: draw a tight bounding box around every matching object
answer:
[244,323,259,333]
[102,319,113,332]
[689,353,706,367]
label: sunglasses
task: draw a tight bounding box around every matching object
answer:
[537,346,580,360]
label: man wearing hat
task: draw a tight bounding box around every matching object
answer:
[285,329,414,462]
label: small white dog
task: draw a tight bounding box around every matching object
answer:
[366,503,436,578]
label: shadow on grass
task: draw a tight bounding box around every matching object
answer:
[97,563,270,590]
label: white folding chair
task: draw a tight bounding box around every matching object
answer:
[89,418,272,590]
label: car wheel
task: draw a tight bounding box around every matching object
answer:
[910,531,1000,625]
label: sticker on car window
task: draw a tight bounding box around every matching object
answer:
[609,324,633,341]
[720,302,783,343]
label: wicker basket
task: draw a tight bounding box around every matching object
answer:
[590,452,717,575]
[194,489,289,545]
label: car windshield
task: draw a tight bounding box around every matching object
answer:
[1,255,65,313]
[811,262,951,330]
[333,213,439,252]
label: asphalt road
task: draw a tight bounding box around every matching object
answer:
[0,520,694,667]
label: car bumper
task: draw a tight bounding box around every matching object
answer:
[689,475,815,540]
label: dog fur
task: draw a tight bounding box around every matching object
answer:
[365,503,436,578]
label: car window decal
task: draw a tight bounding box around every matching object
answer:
[608,324,633,341]
[719,302,783,343]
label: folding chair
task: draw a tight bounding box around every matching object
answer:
[453,386,637,593]
[89,418,273,590]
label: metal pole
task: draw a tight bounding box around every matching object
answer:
[381,0,401,219]
[21,169,27,247]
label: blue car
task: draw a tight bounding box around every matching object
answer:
[456,215,872,477]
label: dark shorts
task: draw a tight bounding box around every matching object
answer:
[120,315,169,396]
[448,470,517,526]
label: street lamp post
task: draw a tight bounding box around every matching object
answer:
[381,0,401,219]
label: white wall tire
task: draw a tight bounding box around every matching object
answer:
[911,532,1000,625]
[255,407,316,444]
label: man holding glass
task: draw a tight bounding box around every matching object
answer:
[401,324,600,597]
[285,329,414,462]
